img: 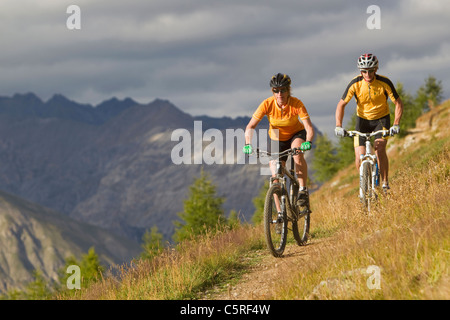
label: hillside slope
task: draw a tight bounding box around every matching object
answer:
[0,190,141,294]
[210,100,450,300]
[213,99,450,299]
[70,99,449,300]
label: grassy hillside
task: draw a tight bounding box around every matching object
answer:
[0,190,141,295]
[275,100,450,299]
[62,100,449,300]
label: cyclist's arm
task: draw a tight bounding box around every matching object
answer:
[335,99,348,127]
[245,117,260,145]
[392,97,403,126]
[302,117,315,143]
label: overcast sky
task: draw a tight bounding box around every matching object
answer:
[1,0,449,138]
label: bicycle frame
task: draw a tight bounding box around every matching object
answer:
[257,148,300,219]
[346,129,389,211]
[254,147,310,256]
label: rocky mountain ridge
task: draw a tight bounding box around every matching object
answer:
[0,93,275,242]
[0,189,141,294]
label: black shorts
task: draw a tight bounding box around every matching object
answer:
[355,114,390,147]
[270,130,306,162]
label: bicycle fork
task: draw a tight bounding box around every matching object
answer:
[270,175,286,218]
[359,156,376,199]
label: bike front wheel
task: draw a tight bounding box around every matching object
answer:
[360,162,372,211]
[264,184,288,257]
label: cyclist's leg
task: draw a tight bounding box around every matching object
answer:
[354,116,368,171]
[290,131,307,187]
[269,138,289,181]
[374,138,388,185]
[290,130,310,208]
[269,139,289,212]
[373,115,390,187]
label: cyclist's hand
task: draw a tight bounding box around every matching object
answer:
[335,126,345,138]
[243,144,253,154]
[300,141,312,151]
[390,125,400,136]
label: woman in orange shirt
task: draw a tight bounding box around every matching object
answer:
[243,73,315,208]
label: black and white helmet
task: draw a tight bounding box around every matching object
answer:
[357,53,379,69]
[270,73,291,88]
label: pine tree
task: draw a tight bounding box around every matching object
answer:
[415,75,443,112]
[173,169,226,243]
[311,134,340,182]
[140,226,164,259]
[390,82,416,136]
[227,209,241,229]
[336,113,357,169]
[80,247,104,285]
[59,247,104,291]
[24,270,52,300]
[251,180,269,225]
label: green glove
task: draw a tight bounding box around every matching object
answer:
[243,144,253,154]
[300,141,312,151]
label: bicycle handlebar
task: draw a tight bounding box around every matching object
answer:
[345,129,391,138]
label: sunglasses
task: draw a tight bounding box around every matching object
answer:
[361,69,375,74]
[272,88,288,94]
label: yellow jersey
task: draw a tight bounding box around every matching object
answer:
[342,74,399,120]
[252,96,310,141]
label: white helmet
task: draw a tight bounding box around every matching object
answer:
[357,53,379,69]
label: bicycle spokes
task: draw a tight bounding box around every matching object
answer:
[264,184,287,257]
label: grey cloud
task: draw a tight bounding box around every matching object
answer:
[0,0,449,137]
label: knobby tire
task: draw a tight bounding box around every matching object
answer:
[264,184,287,257]
[290,183,310,246]
[361,162,371,212]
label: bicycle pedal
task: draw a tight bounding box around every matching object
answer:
[297,206,311,216]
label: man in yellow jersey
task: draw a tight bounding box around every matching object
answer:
[243,73,315,210]
[335,53,403,192]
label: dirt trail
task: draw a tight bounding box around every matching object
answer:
[203,239,324,300]
[203,101,450,301]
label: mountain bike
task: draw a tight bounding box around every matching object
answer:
[344,129,390,213]
[253,147,311,257]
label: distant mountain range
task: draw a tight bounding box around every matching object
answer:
[0,93,276,241]
[0,92,320,293]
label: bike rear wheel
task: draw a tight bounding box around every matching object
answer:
[290,183,310,246]
[264,184,287,257]
[292,212,310,246]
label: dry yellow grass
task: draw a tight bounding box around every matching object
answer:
[61,100,449,300]
[274,101,450,299]
[60,224,265,300]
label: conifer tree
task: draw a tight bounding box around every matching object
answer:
[336,113,357,169]
[415,75,443,112]
[59,247,104,290]
[173,169,226,243]
[311,134,340,182]
[80,247,104,284]
[140,226,164,259]
[390,82,416,136]
[24,270,52,300]
[251,180,269,225]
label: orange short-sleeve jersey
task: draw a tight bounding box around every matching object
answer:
[252,96,310,141]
